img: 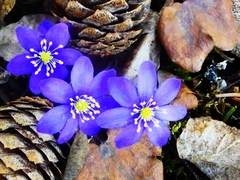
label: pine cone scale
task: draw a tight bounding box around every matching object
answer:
[83,9,118,26]
[94,0,129,13]
[0,97,65,179]
[78,27,106,39]
[66,1,94,19]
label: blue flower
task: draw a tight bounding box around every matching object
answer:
[96,61,187,148]
[37,20,54,35]
[7,20,82,94]
[36,56,118,144]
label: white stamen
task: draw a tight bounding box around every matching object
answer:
[69,95,101,122]
[27,39,65,76]
[131,97,160,133]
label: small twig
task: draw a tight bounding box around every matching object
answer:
[215,93,240,98]
[220,78,240,93]
[214,47,235,63]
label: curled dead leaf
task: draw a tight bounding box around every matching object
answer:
[177,117,240,180]
[231,0,240,58]
[171,83,198,110]
[158,0,240,72]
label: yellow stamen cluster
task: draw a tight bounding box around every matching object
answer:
[39,52,53,64]
[27,39,64,76]
[140,107,153,120]
[70,95,100,121]
[75,99,89,113]
[131,98,160,132]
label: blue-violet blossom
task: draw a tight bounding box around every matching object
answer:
[7,20,82,94]
[96,61,187,148]
[36,56,118,144]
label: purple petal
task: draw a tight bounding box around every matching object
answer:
[29,70,47,94]
[7,53,35,75]
[145,121,171,146]
[48,65,68,80]
[88,69,116,97]
[155,105,187,121]
[16,26,42,52]
[45,23,70,49]
[57,117,78,144]
[108,77,139,107]
[115,122,144,148]
[40,78,75,104]
[95,96,120,112]
[96,107,133,129]
[55,48,82,65]
[29,63,68,95]
[154,78,181,106]
[71,56,93,94]
[137,61,157,101]
[78,118,100,136]
[36,105,71,134]
[37,20,54,35]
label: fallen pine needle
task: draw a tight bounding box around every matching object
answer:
[215,93,240,98]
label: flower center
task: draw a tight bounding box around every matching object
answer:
[75,99,89,112]
[39,52,53,64]
[70,95,100,122]
[131,98,160,133]
[140,107,153,120]
[26,39,64,77]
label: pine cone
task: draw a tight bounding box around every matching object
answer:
[44,0,151,56]
[0,96,66,180]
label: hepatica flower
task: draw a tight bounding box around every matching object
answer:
[7,20,82,94]
[36,56,117,144]
[96,61,187,148]
[37,20,55,35]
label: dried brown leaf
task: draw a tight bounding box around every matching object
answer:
[158,0,240,72]
[177,117,240,179]
[171,83,198,110]
[64,130,163,180]
[231,0,240,57]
